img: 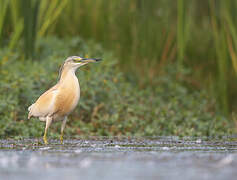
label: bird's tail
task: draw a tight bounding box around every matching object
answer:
[28,104,35,119]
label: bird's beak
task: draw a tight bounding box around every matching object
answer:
[76,58,102,63]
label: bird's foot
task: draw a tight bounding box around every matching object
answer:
[60,135,64,144]
[43,135,48,145]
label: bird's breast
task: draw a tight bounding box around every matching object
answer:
[54,75,80,117]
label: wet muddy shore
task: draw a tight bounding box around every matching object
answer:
[0,137,236,180]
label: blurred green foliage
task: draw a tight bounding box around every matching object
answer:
[1,0,237,115]
[0,37,234,138]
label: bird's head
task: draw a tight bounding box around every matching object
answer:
[58,56,101,80]
[64,56,102,69]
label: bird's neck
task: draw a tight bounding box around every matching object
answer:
[59,67,77,83]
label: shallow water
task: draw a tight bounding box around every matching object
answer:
[0,136,237,180]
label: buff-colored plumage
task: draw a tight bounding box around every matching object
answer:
[28,56,101,144]
[28,69,80,120]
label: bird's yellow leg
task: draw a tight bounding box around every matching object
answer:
[43,116,52,145]
[60,117,67,144]
[43,131,48,145]
[60,133,63,144]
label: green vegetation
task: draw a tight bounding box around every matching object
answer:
[1,0,237,115]
[0,1,237,137]
[0,37,234,138]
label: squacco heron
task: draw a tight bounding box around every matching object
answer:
[28,56,101,144]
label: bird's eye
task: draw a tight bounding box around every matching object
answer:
[73,59,80,63]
